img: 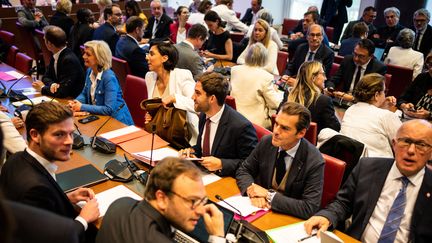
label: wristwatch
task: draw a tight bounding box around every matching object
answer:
[266,189,276,203]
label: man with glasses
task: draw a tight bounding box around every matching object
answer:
[305,119,432,242]
[412,8,432,58]
[97,157,226,243]
[326,39,386,101]
[341,6,377,41]
[283,24,334,85]
[144,0,173,42]
[371,7,404,48]
[92,4,122,54]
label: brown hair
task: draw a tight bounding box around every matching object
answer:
[197,72,230,106]
[279,102,311,132]
[353,73,385,102]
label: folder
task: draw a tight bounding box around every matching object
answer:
[57,164,109,192]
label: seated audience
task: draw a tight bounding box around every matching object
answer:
[231,43,283,129]
[340,73,401,157]
[16,0,48,31]
[170,6,192,44]
[0,110,27,161]
[384,28,424,80]
[236,102,325,219]
[245,9,283,50]
[125,0,148,27]
[327,39,387,100]
[175,24,208,79]
[212,0,248,33]
[189,0,201,13]
[144,0,173,42]
[49,0,74,39]
[341,6,377,41]
[289,6,326,35]
[179,72,258,176]
[96,157,226,242]
[338,22,368,56]
[413,8,432,58]
[68,8,95,66]
[115,17,149,79]
[305,119,432,242]
[0,102,100,239]
[398,52,432,120]
[96,0,112,25]
[241,0,263,26]
[92,4,122,54]
[33,26,85,98]
[203,10,233,61]
[69,41,134,125]
[237,19,279,75]
[144,42,198,144]
[371,7,404,48]
[287,61,340,133]
[188,0,212,29]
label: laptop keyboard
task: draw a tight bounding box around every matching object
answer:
[174,230,200,243]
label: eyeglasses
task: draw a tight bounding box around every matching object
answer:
[352,52,368,59]
[168,191,208,209]
[396,137,432,152]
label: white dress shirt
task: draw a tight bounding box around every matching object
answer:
[201,105,225,153]
[53,46,66,76]
[89,70,103,105]
[212,4,248,33]
[349,58,371,93]
[362,162,425,243]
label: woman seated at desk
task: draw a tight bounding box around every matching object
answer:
[237,19,279,75]
[144,42,198,145]
[202,10,233,61]
[340,73,401,158]
[69,40,134,125]
[398,52,432,120]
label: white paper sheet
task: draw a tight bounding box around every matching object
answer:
[12,96,57,106]
[202,173,222,185]
[266,221,319,243]
[99,125,141,139]
[216,195,268,216]
[132,147,179,161]
[5,70,25,79]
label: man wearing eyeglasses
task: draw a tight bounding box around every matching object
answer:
[371,7,404,48]
[326,39,386,101]
[92,4,122,54]
[305,119,432,242]
[412,8,432,59]
[341,6,377,41]
[97,157,226,243]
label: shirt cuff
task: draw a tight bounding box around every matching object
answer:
[208,235,226,243]
[75,216,88,231]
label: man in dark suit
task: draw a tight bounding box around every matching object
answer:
[32,26,84,98]
[0,102,99,239]
[92,4,122,54]
[96,157,226,243]
[305,119,432,242]
[240,0,263,26]
[143,0,173,42]
[175,24,208,79]
[341,6,377,41]
[413,8,432,59]
[326,39,386,101]
[320,0,352,43]
[236,102,325,219]
[179,72,258,177]
[283,24,334,85]
[115,16,149,79]
[371,7,404,48]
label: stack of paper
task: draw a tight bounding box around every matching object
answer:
[131,147,179,166]
[265,222,343,243]
[216,195,269,219]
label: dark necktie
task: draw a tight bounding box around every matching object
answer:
[202,118,211,156]
[307,51,315,61]
[414,31,421,51]
[377,176,410,243]
[354,65,362,87]
[275,151,287,185]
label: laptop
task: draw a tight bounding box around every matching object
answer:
[174,200,235,243]
[374,47,385,61]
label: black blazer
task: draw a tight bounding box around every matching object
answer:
[144,14,173,42]
[92,22,119,54]
[41,48,85,98]
[284,43,335,77]
[0,150,77,218]
[236,136,325,219]
[68,23,94,65]
[240,7,263,26]
[115,35,149,79]
[50,11,74,39]
[321,0,352,25]
[317,158,432,242]
[309,94,341,132]
[193,105,258,177]
[414,24,432,58]
[326,54,387,91]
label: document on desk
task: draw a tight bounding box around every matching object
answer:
[12,96,58,106]
[132,147,179,164]
[216,195,268,218]
[265,222,342,243]
[78,185,142,217]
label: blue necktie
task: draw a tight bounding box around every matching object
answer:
[307,51,314,61]
[377,176,410,243]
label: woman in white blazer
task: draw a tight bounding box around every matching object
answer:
[237,19,279,75]
[145,42,198,145]
[384,28,424,80]
[231,43,283,129]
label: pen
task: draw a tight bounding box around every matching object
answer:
[297,233,317,242]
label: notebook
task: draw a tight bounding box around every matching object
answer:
[57,164,109,192]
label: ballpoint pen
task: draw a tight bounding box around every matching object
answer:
[297,233,317,242]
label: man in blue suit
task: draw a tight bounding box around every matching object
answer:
[179,72,258,177]
[115,16,149,79]
[92,4,122,54]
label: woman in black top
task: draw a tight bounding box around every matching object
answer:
[68,8,95,66]
[203,10,233,61]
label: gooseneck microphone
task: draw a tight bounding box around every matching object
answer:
[149,124,156,167]
[72,123,85,149]
[7,66,37,102]
[91,103,125,154]
[215,194,244,239]
[124,153,148,185]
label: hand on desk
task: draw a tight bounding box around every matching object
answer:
[79,198,100,223]
[178,148,196,158]
[247,183,271,209]
[50,83,60,93]
[304,216,331,237]
[68,100,82,112]
[203,203,225,237]
[403,108,430,119]
[67,187,95,204]
[32,80,45,92]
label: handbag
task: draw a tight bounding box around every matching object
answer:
[140,98,191,150]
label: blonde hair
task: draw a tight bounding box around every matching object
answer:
[97,0,112,8]
[84,40,112,71]
[288,61,322,107]
[56,0,72,14]
[249,19,271,48]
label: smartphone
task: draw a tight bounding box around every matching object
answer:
[78,115,99,124]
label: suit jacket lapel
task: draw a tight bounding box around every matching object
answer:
[211,107,229,155]
[284,139,306,191]
[410,167,432,237]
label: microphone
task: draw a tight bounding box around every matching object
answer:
[215,194,244,239]
[72,123,85,149]
[124,153,148,185]
[91,103,125,154]
[7,66,37,102]
[149,124,156,167]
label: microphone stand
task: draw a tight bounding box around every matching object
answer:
[215,194,244,240]
[149,124,156,167]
